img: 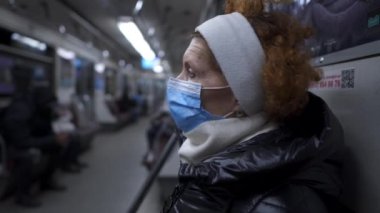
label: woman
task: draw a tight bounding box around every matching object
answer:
[163,0,346,212]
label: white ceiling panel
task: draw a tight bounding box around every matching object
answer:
[0,0,218,71]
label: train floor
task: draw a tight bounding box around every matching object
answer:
[0,117,163,213]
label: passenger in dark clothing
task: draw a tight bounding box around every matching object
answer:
[117,91,135,113]
[32,87,85,173]
[116,90,139,122]
[4,92,64,151]
[1,65,67,207]
[163,0,350,212]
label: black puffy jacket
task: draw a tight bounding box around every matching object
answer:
[163,93,347,213]
[1,93,57,150]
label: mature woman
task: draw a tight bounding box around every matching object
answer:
[163,0,346,212]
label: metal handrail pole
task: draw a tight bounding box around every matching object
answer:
[0,137,6,173]
[127,132,178,213]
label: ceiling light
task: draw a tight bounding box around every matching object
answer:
[158,50,165,57]
[119,60,126,67]
[95,63,106,74]
[59,25,66,34]
[11,33,47,51]
[148,27,155,36]
[141,58,160,69]
[118,21,156,61]
[153,65,163,73]
[57,47,76,60]
[102,50,110,58]
[133,0,144,14]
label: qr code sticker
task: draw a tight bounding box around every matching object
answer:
[341,69,355,88]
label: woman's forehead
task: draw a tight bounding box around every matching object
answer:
[185,38,209,57]
[183,38,210,61]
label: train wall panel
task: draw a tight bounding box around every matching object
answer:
[311,55,380,213]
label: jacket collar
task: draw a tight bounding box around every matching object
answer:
[179,93,343,197]
[178,112,272,164]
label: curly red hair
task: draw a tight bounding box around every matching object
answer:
[226,0,321,121]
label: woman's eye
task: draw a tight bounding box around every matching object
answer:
[187,68,196,78]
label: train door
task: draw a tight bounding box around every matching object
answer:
[74,58,96,123]
[56,48,76,105]
[94,65,118,124]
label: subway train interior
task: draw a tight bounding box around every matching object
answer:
[0,0,379,212]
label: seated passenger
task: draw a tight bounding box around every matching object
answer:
[1,65,67,207]
[116,91,139,121]
[32,87,86,173]
[163,1,348,212]
[0,147,42,207]
[132,88,147,116]
[52,104,76,134]
[143,102,175,170]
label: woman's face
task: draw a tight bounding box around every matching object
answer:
[177,37,236,116]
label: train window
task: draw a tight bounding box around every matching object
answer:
[104,69,116,96]
[0,55,14,96]
[59,58,75,88]
[0,52,53,93]
[268,1,380,56]
[32,66,49,87]
[74,58,95,97]
[95,72,105,91]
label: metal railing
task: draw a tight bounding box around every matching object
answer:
[127,132,178,213]
[0,136,6,176]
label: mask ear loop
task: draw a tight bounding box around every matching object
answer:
[223,108,246,118]
[223,100,246,118]
[203,85,230,90]
[223,110,235,118]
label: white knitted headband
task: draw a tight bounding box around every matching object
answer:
[195,12,265,116]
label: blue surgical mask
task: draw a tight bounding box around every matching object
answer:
[166,77,230,132]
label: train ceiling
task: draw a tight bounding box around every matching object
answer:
[0,0,220,73]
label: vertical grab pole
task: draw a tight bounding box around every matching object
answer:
[0,136,6,175]
[127,132,178,213]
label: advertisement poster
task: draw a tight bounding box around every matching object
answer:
[310,68,355,90]
[268,0,380,56]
